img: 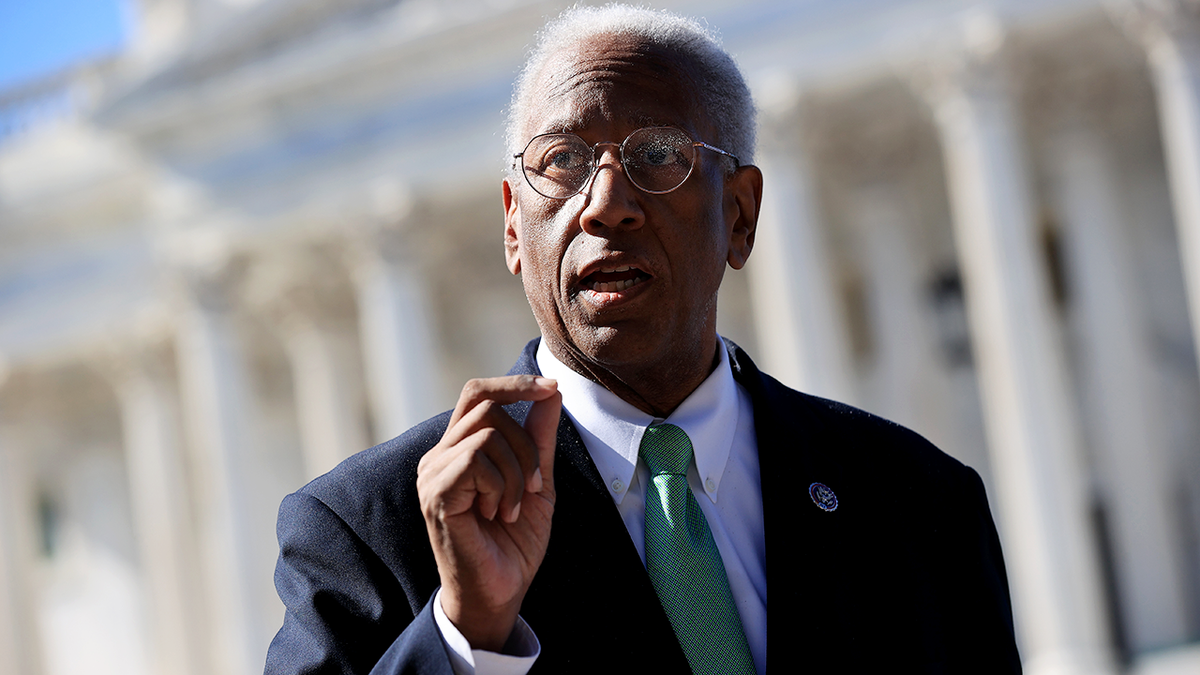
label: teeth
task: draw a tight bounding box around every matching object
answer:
[598,265,632,273]
[589,277,640,293]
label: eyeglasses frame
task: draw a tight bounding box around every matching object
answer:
[512,126,740,200]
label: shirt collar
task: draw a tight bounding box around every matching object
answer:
[535,338,739,506]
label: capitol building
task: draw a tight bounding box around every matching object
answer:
[2,0,1200,673]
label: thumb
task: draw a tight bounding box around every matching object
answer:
[523,389,561,491]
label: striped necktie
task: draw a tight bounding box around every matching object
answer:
[640,423,755,675]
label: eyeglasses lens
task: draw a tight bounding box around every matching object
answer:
[521,127,696,198]
[623,127,694,193]
[522,135,593,199]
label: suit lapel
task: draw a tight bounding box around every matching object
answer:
[504,340,690,673]
[726,340,853,669]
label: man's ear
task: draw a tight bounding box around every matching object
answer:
[725,164,762,270]
[503,177,522,275]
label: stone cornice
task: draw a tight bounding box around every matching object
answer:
[94,0,557,141]
[1109,0,1200,50]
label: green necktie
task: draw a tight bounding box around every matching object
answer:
[640,423,756,675]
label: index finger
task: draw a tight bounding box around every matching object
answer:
[448,375,559,428]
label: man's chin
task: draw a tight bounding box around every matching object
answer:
[558,324,669,371]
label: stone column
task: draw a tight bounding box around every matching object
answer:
[253,254,370,479]
[173,260,268,675]
[1046,115,1190,653]
[106,342,207,675]
[746,87,856,402]
[849,185,931,421]
[1115,0,1200,373]
[846,183,994,469]
[284,316,369,478]
[349,226,444,443]
[917,34,1114,673]
[0,420,42,675]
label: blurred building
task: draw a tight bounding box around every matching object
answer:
[1,0,1199,673]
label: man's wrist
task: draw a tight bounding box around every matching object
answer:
[432,588,539,675]
[438,585,523,652]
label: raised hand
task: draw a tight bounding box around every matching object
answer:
[416,375,562,651]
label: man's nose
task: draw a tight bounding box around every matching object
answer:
[579,147,645,234]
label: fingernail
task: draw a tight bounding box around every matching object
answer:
[534,377,556,387]
[529,468,543,493]
[508,502,521,522]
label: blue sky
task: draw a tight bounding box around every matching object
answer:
[0,0,129,90]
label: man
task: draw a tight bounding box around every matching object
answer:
[266,5,1021,674]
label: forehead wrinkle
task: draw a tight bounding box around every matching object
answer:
[537,113,587,136]
[536,113,686,137]
[553,56,676,94]
[550,58,701,111]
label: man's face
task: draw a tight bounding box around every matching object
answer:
[503,34,761,381]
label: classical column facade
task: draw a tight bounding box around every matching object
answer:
[107,342,207,675]
[0,425,42,675]
[173,262,269,675]
[1117,0,1200,373]
[268,268,370,479]
[746,90,856,402]
[844,182,995,481]
[284,317,369,478]
[350,226,444,443]
[849,185,936,426]
[1046,121,1190,654]
[918,44,1114,673]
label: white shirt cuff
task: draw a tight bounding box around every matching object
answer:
[432,587,540,675]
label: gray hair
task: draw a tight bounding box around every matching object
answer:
[506,3,756,166]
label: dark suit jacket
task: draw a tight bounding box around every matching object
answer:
[265,338,1021,674]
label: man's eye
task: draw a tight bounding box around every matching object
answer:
[632,141,684,167]
[534,145,587,173]
[549,151,583,169]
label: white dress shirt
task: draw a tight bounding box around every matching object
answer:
[435,338,766,674]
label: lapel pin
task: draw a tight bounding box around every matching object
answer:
[809,482,838,512]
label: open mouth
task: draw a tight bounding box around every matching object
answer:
[580,265,651,294]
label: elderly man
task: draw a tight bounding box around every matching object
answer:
[266,5,1020,674]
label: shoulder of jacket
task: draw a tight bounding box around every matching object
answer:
[749,364,974,492]
[293,410,454,523]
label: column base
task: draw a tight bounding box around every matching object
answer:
[1131,643,1200,675]
[1024,649,1117,675]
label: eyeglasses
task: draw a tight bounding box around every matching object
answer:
[512,126,739,200]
